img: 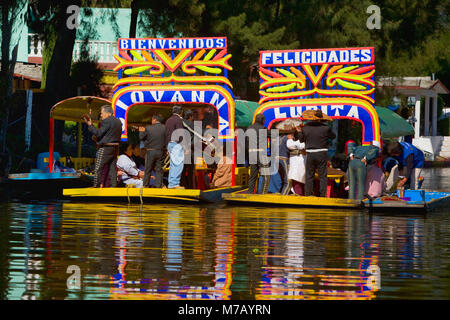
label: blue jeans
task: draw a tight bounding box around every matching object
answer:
[168,142,184,188]
[348,158,366,200]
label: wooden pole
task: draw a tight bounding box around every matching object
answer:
[77,122,82,158]
[48,117,54,173]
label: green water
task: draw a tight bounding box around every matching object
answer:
[0,168,449,300]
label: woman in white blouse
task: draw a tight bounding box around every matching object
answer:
[286,134,306,195]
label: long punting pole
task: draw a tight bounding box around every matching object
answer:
[77,122,82,158]
[48,118,54,173]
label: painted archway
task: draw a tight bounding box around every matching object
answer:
[255,47,380,145]
[111,37,235,142]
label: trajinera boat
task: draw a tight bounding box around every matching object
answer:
[223,46,392,209]
[7,96,110,199]
[63,36,247,203]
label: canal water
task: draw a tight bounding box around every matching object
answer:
[0,168,449,300]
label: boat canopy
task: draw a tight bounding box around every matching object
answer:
[375,106,414,138]
[50,96,111,123]
[111,37,235,142]
[254,47,380,145]
[234,100,259,128]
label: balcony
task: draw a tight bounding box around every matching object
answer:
[28,34,118,66]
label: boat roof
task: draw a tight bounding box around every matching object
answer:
[50,96,209,125]
[50,96,111,123]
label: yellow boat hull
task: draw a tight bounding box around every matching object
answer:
[63,186,245,203]
[223,190,362,208]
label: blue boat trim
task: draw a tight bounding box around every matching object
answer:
[8,172,81,180]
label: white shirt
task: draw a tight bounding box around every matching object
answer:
[117,154,140,181]
[286,139,306,183]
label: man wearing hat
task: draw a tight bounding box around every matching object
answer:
[295,109,336,197]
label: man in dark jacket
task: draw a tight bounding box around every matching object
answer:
[246,113,270,194]
[84,105,122,187]
[295,110,336,197]
[165,105,185,189]
[139,114,166,188]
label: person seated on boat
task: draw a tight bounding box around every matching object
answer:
[246,113,270,194]
[286,133,306,196]
[386,141,425,190]
[165,105,185,189]
[53,160,76,173]
[211,149,233,188]
[181,109,195,189]
[84,104,122,188]
[131,144,145,171]
[346,141,380,200]
[139,114,166,188]
[116,142,144,188]
[295,110,335,197]
[382,157,400,194]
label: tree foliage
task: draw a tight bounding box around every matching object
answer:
[125,0,449,99]
[0,0,27,153]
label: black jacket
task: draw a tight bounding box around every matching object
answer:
[246,122,269,151]
[88,115,122,145]
[295,122,335,150]
[165,114,184,146]
[139,122,166,151]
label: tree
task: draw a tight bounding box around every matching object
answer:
[0,0,27,153]
[136,0,298,99]
[28,0,81,150]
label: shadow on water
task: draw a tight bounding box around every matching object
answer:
[0,196,449,300]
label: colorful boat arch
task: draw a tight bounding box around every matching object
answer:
[255,47,380,145]
[112,37,235,141]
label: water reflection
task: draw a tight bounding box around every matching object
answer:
[0,200,448,300]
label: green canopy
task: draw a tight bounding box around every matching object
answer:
[234,100,414,138]
[234,100,259,128]
[374,106,414,138]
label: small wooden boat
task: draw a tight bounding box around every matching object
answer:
[223,189,362,209]
[63,185,245,203]
[363,190,450,213]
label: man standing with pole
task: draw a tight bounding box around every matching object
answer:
[295,110,335,197]
[84,105,122,188]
